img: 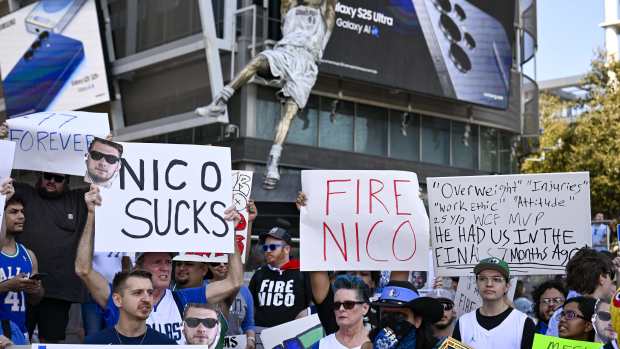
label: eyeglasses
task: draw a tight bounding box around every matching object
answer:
[208,262,227,267]
[184,317,218,328]
[89,150,120,164]
[476,276,505,284]
[262,243,285,252]
[332,301,365,311]
[560,310,586,321]
[596,311,612,321]
[43,173,66,182]
[439,301,454,311]
[541,297,565,306]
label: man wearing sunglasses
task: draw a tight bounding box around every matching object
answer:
[429,289,456,338]
[248,227,312,340]
[85,137,123,188]
[182,303,225,348]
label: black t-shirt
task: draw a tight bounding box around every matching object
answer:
[452,307,535,349]
[314,287,339,335]
[248,265,312,327]
[14,182,88,302]
[84,327,177,345]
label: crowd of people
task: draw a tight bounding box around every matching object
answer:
[0,128,618,349]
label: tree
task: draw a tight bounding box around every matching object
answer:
[521,54,620,217]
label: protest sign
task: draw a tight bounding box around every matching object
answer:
[453,276,517,316]
[95,142,233,253]
[0,140,16,224]
[259,314,324,349]
[428,172,591,276]
[438,337,474,349]
[591,221,610,252]
[300,170,430,271]
[30,346,208,349]
[531,333,602,349]
[7,111,110,175]
[223,335,247,349]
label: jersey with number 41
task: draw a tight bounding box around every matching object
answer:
[0,243,33,334]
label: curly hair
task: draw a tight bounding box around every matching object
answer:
[532,280,568,321]
[565,247,614,294]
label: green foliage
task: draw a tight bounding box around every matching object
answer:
[521,54,620,217]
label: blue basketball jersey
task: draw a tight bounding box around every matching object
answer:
[0,243,33,334]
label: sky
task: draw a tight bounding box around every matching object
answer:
[534,0,605,82]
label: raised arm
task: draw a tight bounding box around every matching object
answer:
[323,0,337,33]
[310,271,331,304]
[206,207,243,304]
[74,185,110,308]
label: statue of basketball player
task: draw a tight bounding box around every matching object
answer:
[196,0,337,189]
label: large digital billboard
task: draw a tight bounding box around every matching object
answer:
[0,0,110,118]
[321,0,515,109]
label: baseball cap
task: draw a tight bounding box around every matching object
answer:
[259,226,292,245]
[474,257,510,280]
[172,253,210,263]
[428,288,455,302]
[371,281,444,323]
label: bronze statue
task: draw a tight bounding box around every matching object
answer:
[197,0,337,189]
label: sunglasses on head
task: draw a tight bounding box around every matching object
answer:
[332,301,365,311]
[43,173,66,182]
[262,243,285,252]
[184,317,218,329]
[89,150,120,164]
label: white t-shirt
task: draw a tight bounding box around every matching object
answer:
[318,333,362,349]
[93,252,130,283]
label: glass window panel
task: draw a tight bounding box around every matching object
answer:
[287,95,318,146]
[500,132,516,174]
[355,105,387,156]
[421,117,450,165]
[451,121,478,169]
[480,126,499,172]
[255,88,279,140]
[389,111,419,161]
[319,98,354,151]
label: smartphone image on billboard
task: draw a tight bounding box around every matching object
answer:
[412,0,513,109]
[25,0,86,34]
[3,31,85,117]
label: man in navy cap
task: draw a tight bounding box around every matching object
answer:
[248,227,312,336]
[370,280,444,349]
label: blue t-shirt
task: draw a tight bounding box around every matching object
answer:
[0,243,33,334]
[102,284,206,343]
[84,326,177,345]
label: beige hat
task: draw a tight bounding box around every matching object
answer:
[172,253,210,263]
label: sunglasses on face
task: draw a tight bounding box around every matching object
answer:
[43,173,66,182]
[262,243,285,252]
[596,311,612,321]
[440,301,454,311]
[208,262,227,267]
[184,317,218,328]
[89,150,120,164]
[560,310,586,321]
[541,297,565,306]
[332,301,365,311]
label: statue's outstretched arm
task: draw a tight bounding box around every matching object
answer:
[324,0,337,32]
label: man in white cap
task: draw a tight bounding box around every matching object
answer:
[173,253,211,290]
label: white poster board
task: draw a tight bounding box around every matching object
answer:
[453,276,517,317]
[260,314,324,349]
[428,172,591,276]
[0,140,16,224]
[300,170,430,271]
[31,346,208,349]
[223,335,247,349]
[95,142,233,253]
[7,111,110,175]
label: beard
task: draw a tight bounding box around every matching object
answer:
[37,185,63,199]
[434,317,455,330]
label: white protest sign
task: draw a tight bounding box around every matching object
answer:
[7,111,110,175]
[0,140,16,224]
[300,170,430,271]
[175,171,254,263]
[95,142,233,253]
[223,335,247,349]
[428,172,591,276]
[260,314,324,349]
[453,276,517,317]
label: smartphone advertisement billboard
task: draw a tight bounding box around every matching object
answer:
[320,0,515,109]
[0,0,110,118]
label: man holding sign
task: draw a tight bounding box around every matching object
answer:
[75,185,244,344]
[453,258,535,349]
